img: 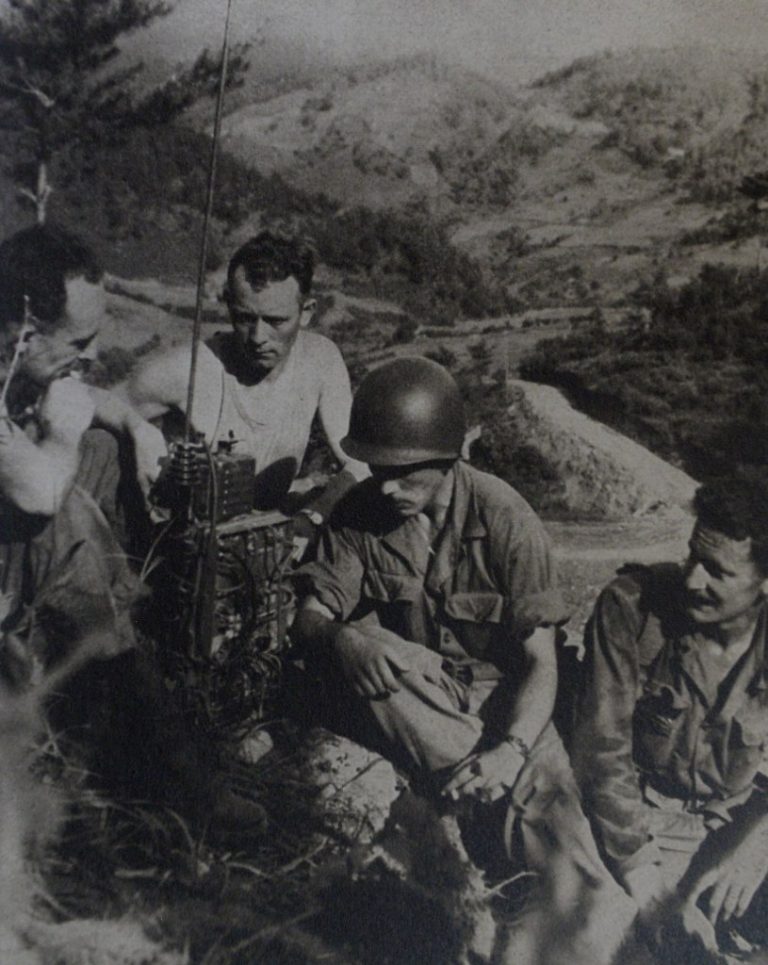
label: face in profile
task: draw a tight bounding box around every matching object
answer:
[228,269,314,378]
[21,275,103,385]
[369,463,452,518]
[683,524,768,628]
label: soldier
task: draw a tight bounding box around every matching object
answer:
[114,231,366,529]
[0,224,266,829]
[291,357,622,903]
[574,474,768,957]
[0,223,138,688]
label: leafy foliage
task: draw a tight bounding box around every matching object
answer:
[45,122,506,320]
[0,0,169,215]
[521,263,768,479]
[531,47,768,201]
[0,0,249,220]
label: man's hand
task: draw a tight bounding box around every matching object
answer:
[38,377,95,444]
[333,625,442,699]
[130,420,168,497]
[682,828,768,929]
[624,862,666,915]
[291,511,320,562]
[443,743,526,804]
[334,625,411,698]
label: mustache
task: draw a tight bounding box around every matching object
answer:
[684,590,714,608]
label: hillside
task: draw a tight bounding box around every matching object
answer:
[5,45,768,319]
[0,122,506,329]
[215,55,521,213]
[520,261,768,482]
[179,47,768,317]
[5,45,768,485]
[211,46,768,212]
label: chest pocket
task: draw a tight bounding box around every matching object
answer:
[634,682,690,772]
[443,592,506,662]
[715,702,768,793]
[731,701,768,751]
[362,572,422,639]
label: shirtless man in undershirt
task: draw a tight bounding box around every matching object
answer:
[116,231,365,526]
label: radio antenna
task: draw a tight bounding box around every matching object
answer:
[184,0,236,442]
[0,295,35,415]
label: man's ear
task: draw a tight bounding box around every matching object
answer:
[299,298,316,329]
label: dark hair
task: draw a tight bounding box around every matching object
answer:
[693,474,768,573]
[0,224,102,333]
[224,231,314,302]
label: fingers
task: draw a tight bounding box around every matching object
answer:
[687,868,718,906]
[735,878,759,920]
[443,757,507,803]
[680,903,719,955]
[718,873,759,922]
[486,782,508,802]
[350,655,402,699]
[707,877,731,925]
[444,759,480,796]
[700,868,760,925]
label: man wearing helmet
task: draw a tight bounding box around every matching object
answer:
[292,357,620,893]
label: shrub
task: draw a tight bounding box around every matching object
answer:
[519,262,768,480]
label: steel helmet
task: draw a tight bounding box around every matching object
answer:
[342,356,466,465]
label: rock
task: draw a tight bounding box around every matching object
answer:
[508,380,697,519]
[26,918,187,965]
[238,728,275,765]
[298,729,406,844]
[347,793,497,964]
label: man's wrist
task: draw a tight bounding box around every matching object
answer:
[503,734,531,759]
[622,861,665,911]
[298,507,324,526]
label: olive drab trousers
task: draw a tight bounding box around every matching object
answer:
[0,429,137,689]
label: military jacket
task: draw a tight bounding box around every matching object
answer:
[575,564,768,874]
[295,461,567,680]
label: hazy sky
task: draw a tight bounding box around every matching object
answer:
[132,0,768,85]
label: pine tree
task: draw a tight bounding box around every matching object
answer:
[0,0,249,224]
[0,0,174,222]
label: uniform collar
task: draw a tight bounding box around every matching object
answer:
[450,461,486,540]
[428,462,486,593]
[377,462,485,577]
[673,603,768,708]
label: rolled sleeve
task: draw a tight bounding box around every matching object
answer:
[497,503,569,637]
[292,523,365,621]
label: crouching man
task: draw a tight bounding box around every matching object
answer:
[0,223,138,687]
[0,224,250,827]
[291,357,618,893]
[114,231,366,528]
[574,475,768,957]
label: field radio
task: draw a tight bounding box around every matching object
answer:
[150,441,297,736]
[146,0,302,737]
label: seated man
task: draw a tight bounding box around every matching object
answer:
[574,475,768,956]
[0,223,138,688]
[291,357,618,894]
[115,231,366,525]
[0,224,257,827]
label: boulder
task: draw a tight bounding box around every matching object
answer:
[297,729,405,844]
[508,380,697,519]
